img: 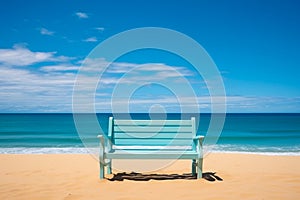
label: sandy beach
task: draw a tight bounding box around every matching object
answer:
[0,153,299,200]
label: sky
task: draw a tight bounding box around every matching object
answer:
[0,0,299,113]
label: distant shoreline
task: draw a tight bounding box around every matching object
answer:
[0,147,299,156]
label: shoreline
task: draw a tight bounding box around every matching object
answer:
[0,147,299,156]
[1,153,299,199]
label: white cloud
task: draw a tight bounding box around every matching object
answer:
[40,64,80,72]
[106,62,192,76]
[75,12,88,19]
[92,96,223,113]
[0,65,76,112]
[79,58,193,80]
[0,45,78,112]
[0,45,72,66]
[107,63,193,85]
[92,95,300,113]
[83,37,97,42]
[95,27,105,31]
[40,28,54,36]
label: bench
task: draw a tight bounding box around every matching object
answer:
[98,117,204,179]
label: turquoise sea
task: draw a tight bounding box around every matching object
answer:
[0,113,299,155]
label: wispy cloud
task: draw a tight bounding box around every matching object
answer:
[80,58,193,78]
[95,27,105,31]
[0,45,71,66]
[40,64,80,72]
[92,95,300,113]
[83,37,97,42]
[39,28,54,36]
[75,12,88,19]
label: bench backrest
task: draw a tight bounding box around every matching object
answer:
[108,117,196,149]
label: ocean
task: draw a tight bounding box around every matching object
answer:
[0,113,299,155]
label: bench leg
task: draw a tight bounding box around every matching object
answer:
[192,159,196,176]
[197,158,203,179]
[100,162,104,179]
[107,160,112,174]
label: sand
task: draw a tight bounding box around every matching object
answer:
[0,153,299,200]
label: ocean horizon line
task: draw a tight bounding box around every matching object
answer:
[1,112,300,114]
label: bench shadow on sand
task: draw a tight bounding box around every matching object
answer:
[107,172,223,182]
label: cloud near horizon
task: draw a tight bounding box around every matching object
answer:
[0,45,299,113]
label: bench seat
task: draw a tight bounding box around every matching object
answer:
[106,150,199,159]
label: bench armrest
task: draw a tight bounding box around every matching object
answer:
[97,135,109,165]
[97,135,106,150]
[192,135,204,154]
[97,134,113,152]
[193,135,204,141]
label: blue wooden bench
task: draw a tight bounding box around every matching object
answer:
[98,117,204,179]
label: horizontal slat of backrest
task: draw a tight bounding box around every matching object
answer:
[114,132,192,139]
[114,120,192,126]
[112,119,194,147]
[114,138,193,146]
[114,126,192,133]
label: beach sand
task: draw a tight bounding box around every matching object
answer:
[1,153,299,200]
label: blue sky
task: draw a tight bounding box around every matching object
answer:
[0,0,299,113]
